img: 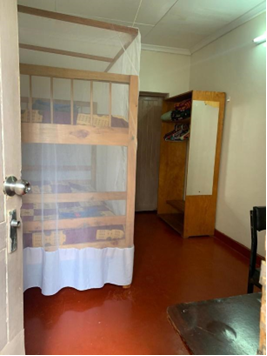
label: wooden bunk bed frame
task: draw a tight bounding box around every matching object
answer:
[20,63,138,251]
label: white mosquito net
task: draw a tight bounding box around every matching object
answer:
[19,8,140,295]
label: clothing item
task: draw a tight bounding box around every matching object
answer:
[171,108,191,121]
[164,124,190,142]
[161,111,172,121]
[171,99,192,122]
[174,99,191,111]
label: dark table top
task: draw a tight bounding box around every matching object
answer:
[167,293,261,355]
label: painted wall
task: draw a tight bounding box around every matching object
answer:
[190,13,266,255]
[140,50,191,97]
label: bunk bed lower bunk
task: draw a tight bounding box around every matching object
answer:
[20,64,138,295]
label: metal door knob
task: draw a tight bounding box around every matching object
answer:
[10,219,21,228]
[3,176,31,197]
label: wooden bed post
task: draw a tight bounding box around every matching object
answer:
[50,77,53,123]
[29,75,33,122]
[123,75,138,288]
[70,79,74,125]
[91,146,97,190]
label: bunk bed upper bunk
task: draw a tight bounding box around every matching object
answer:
[20,63,136,146]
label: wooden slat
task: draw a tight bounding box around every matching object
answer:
[19,43,113,63]
[125,76,138,246]
[21,96,98,112]
[90,81,93,120]
[70,79,74,125]
[21,123,130,146]
[18,5,138,37]
[23,215,126,233]
[50,77,53,123]
[109,82,112,127]
[91,146,97,190]
[23,191,127,204]
[23,165,92,172]
[20,63,131,84]
[43,238,129,251]
[105,38,136,72]
[29,75,32,122]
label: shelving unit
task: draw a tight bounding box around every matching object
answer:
[166,200,185,213]
[157,90,226,238]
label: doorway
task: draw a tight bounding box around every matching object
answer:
[135,92,168,212]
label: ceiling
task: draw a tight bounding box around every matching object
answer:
[18,0,266,53]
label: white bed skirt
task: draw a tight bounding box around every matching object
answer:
[23,246,134,296]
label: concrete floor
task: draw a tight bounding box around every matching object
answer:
[24,212,251,354]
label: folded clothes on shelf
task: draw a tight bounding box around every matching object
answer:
[175,99,191,111]
[171,99,192,122]
[160,99,192,122]
[164,123,190,142]
[171,108,191,121]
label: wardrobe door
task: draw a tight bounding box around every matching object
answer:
[135,95,163,211]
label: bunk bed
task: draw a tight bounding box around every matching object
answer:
[18,4,140,294]
[20,64,138,251]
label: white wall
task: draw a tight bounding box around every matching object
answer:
[190,13,266,255]
[140,50,191,97]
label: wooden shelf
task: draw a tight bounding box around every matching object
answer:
[158,213,184,236]
[166,200,185,213]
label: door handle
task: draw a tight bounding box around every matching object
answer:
[3,176,31,196]
[9,210,21,253]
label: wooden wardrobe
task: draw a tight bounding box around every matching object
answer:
[158,90,226,238]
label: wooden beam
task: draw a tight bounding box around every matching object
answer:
[105,38,136,72]
[23,215,126,233]
[29,75,32,122]
[70,79,74,125]
[23,191,127,204]
[21,96,97,111]
[18,5,138,37]
[22,165,92,172]
[19,43,113,63]
[125,75,139,246]
[42,239,128,251]
[91,146,97,190]
[20,63,131,84]
[21,123,130,146]
[50,77,53,123]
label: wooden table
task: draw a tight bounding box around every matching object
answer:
[167,293,261,355]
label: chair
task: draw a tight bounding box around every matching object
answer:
[247,206,266,293]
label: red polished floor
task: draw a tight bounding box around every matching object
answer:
[24,213,251,355]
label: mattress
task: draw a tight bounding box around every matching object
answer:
[22,180,125,249]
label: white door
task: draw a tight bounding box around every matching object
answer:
[0,1,25,354]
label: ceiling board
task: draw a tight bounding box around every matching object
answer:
[143,26,205,49]
[87,17,153,38]
[18,0,57,11]
[135,0,177,25]
[56,0,141,23]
